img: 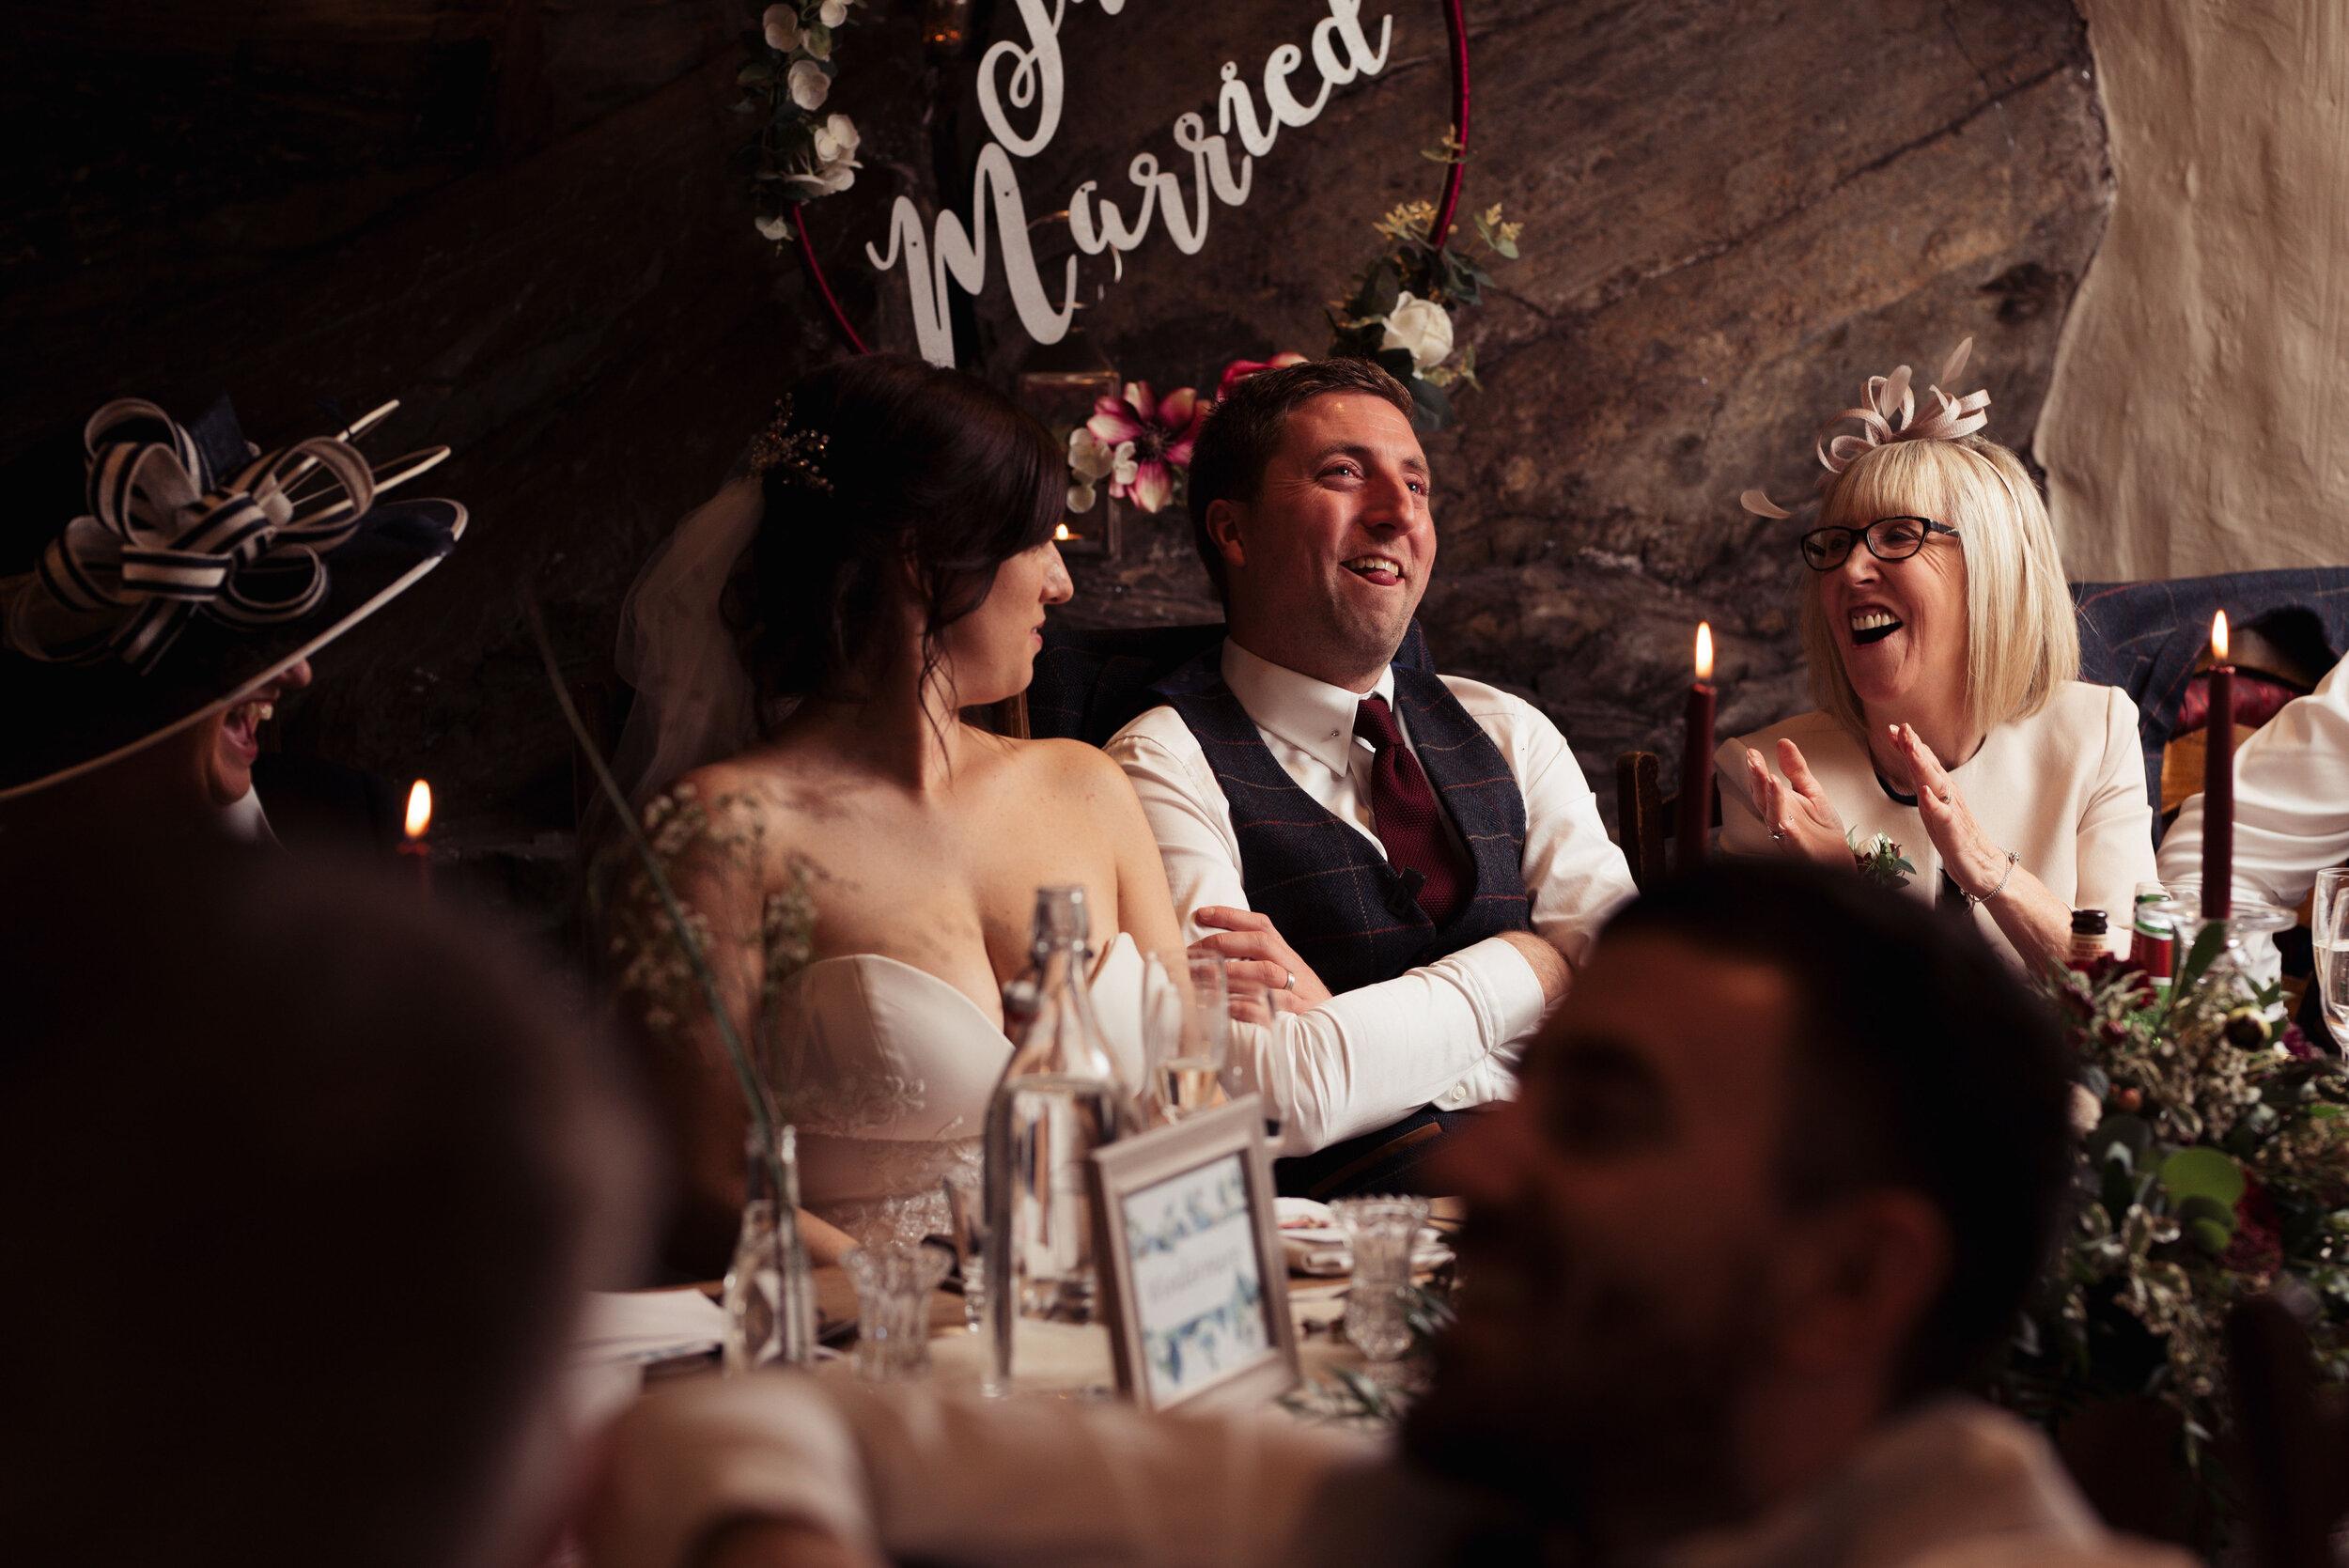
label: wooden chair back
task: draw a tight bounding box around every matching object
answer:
[1616,751,1666,891]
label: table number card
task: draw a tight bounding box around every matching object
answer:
[1090,1094,1299,1411]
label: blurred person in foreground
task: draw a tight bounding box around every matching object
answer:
[1724,342,2155,970]
[0,394,463,846]
[583,862,2184,1568]
[0,840,646,1568]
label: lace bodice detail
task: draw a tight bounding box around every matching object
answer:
[766,936,1148,1250]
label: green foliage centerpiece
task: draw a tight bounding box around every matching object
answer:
[1995,921,2349,1529]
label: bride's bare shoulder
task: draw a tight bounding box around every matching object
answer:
[998,735,1142,806]
[642,754,824,847]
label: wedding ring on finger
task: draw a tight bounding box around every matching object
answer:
[1283,969,1296,991]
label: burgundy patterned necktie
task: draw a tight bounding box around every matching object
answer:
[1354,695,1474,926]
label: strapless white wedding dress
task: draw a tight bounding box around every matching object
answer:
[764,933,1150,1250]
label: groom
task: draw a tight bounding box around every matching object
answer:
[1106,358,1636,1197]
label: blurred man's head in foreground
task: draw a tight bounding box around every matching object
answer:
[1410,861,2070,1551]
[0,843,648,1568]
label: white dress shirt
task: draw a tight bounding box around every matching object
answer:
[222,787,277,846]
[583,1376,2191,1568]
[1105,641,1638,1156]
[1716,682,2160,967]
[2158,652,2349,909]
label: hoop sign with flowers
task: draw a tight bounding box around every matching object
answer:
[736,0,867,241]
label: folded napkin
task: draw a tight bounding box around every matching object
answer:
[573,1288,725,1366]
[1276,1197,1451,1278]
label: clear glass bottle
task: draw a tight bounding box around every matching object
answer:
[984,885,1140,1392]
[721,1123,817,1374]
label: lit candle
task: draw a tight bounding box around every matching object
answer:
[1680,622,1717,870]
[2201,613,2232,920]
[400,779,434,896]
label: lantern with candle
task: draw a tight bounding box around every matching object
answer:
[400,780,433,895]
[2201,612,2233,920]
[1016,319,1122,559]
[1679,622,1717,870]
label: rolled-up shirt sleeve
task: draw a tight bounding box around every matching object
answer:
[1108,693,1631,1151]
[1108,722,1547,1149]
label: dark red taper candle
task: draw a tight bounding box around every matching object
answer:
[1680,623,1717,870]
[2201,613,2232,920]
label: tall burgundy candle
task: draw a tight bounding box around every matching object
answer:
[1679,623,1717,871]
[2201,613,2232,919]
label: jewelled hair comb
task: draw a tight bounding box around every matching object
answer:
[748,396,833,494]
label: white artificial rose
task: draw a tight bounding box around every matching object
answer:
[818,0,849,23]
[761,5,802,52]
[810,114,859,165]
[1067,480,1097,514]
[1379,291,1455,374]
[787,59,831,110]
[1110,440,1139,489]
[1067,427,1117,484]
[754,214,794,241]
[783,162,856,196]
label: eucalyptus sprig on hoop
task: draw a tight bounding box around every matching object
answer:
[734,0,866,242]
[1325,197,1524,431]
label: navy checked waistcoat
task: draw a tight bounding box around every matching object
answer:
[1150,651,1532,996]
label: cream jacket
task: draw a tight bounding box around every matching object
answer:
[1715,682,2160,965]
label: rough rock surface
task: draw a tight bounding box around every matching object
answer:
[1,0,2110,841]
[966,0,2111,819]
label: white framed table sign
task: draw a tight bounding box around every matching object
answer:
[1088,1094,1300,1412]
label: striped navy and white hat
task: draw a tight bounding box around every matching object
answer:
[0,395,466,799]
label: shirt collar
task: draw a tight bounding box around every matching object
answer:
[1220,638,1396,777]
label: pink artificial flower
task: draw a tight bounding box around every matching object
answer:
[1085,381,1206,514]
[1215,351,1309,403]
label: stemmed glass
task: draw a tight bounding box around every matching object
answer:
[2313,869,2349,1055]
[1145,955,1231,1122]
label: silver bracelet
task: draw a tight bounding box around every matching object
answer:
[1964,848,2020,908]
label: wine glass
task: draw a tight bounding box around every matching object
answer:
[2314,869,2349,1055]
[1145,955,1230,1122]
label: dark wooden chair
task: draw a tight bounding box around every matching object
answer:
[1613,750,1720,891]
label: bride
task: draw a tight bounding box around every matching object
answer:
[607,355,1183,1272]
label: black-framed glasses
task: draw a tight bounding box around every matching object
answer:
[1798,516,1962,571]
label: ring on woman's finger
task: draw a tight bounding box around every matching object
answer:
[1283,969,1296,991]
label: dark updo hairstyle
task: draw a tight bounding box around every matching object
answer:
[723,353,1063,712]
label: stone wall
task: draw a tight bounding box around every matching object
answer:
[1,0,2111,846]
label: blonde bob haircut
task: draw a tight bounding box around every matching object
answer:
[1798,434,2078,742]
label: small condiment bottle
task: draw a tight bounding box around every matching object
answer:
[2068,908,2110,969]
[2128,882,2175,990]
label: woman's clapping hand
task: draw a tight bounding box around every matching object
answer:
[1743,738,1850,866]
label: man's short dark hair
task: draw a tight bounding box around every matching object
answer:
[0,842,647,1567]
[1186,357,1416,601]
[1604,861,2072,1397]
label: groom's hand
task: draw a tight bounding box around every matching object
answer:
[1190,907,1334,1008]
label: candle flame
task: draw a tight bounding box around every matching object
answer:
[404,780,432,839]
[1694,621,1714,682]
[1054,522,1072,541]
[2212,610,2230,662]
